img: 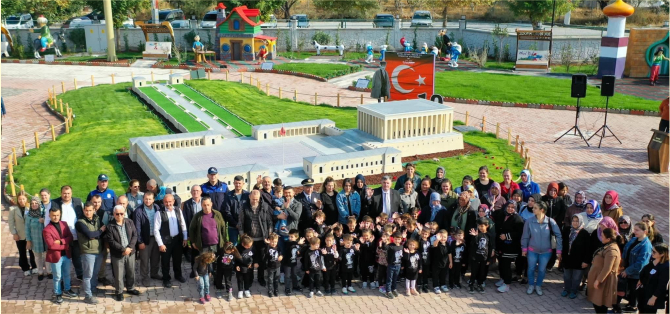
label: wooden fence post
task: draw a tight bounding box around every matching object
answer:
[360,94,363,105]
[51,125,56,141]
[465,111,469,126]
[294,90,297,102]
[507,128,512,145]
[22,140,26,156]
[207,71,211,80]
[337,93,340,107]
[481,116,486,132]
[314,92,317,105]
[8,172,16,199]
[65,119,70,133]
[496,123,500,139]
[257,80,260,89]
[170,69,173,75]
[226,71,229,81]
[151,71,155,82]
[515,135,520,152]
[20,185,24,192]
[12,148,17,165]
[266,83,269,95]
[34,132,40,149]
[61,81,65,93]
[525,148,529,159]
[279,87,282,99]
[249,75,252,85]
[91,75,94,86]
[520,141,525,157]
[111,73,115,84]
[59,99,64,113]
[74,78,78,90]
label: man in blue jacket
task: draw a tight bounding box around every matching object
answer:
[86,174,117,213]
[201,167,228,213]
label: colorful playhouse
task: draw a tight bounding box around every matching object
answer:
[214,3,276,61]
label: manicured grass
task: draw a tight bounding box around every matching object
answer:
[278,51,367,61]
[171,84,253,136]
[273,63,362,79]
[435,71,660,111]
[10,83,169,199]
[550,64,598,75]
[185,80,359,129]
[414,131,525,184]
[57,51,143,62]
[138,87,209,132]
[482,61,516,70]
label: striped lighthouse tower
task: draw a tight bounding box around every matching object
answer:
[598,0,635,78]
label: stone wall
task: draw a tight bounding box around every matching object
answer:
[624,28,669,78]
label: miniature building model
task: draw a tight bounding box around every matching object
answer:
[129,99,463,199]
[169,74,183,85]
[215,5,277,61]
[132,77,147,88]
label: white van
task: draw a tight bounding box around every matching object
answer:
[410,11,432,27]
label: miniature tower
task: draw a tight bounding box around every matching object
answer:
[597,0,634,78]
[215,2,227,59]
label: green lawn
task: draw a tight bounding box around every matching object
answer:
[550,64,599,75]
[273,63,361,79]
[170,84,253,136]
[138,87,209,132]
[278,51,367,61]
[435,71,660,111]
[10,83,169,199]
[185,80,359,129]
[57,51,143,62]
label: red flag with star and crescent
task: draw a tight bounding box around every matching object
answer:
[385,52,435,101]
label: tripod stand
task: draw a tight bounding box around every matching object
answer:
[587,96,621,148]
[554,98,590,147]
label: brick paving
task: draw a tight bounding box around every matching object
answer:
[1,63,668,313]
[590,76,669,101]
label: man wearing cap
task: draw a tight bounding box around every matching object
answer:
[223,175,249,247]
[182,184,203,277]
[154,194,188,288]
[91,194,113,287]
[133,191,162,287]
[87,174,117,213]
[238,190,273,286]
[50,185,85,280]
[201,167,228,213]
[295,178,320,236]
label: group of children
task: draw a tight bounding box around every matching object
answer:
[192,208,497,301]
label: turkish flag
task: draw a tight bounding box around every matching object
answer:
[385,52,435,101]
[280,124,286,136]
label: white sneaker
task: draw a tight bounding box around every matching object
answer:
[495,279,504,287]
[280,273,285,284]
[535,286,543,296]
[371,281,378,288]
[348,286,356,293]
[31,268,38,274]
[497,284,509,293]
[362,282,368,289]
[244,290,251,298]
[238,291,244,299]
[434,287,441,294]
[441,285,449,292]
[342,287,348,294]
[526,285,535,295]
[23,271,31,277]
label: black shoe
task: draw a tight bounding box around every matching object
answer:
[163,281,172,288]
[274,290,279,296]
[114,293,124,302]
[176,276,187,283]
[622,306,637,312]
[98,277,111,286]
[63,289,78,298]
[189,272,195,279]
[38,275,44,281]
[285,290,292,296]
[578,282,586,291]
[126,289,140,295]
[295,287,302,292]
[520,278,528,284]
[268,291,274,297]
[478,285,485,293]
[48,274,54,279]
[54,295,63,304]
[258,280,266,287]
[151,275,163,280]
[469,285,475,294]
[421,285,429,293]
[511,276,519,282]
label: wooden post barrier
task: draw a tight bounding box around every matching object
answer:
[65,119,70,133]
[22,140,26,156]
[520,141,525,157]
[151,71,155,82]
[7,159,12,175]
[59,99,64,113]
[294,90,297,102]
[527,157,532,170]
[249,75,252,85]
[226,71,229,81]
[61,81,65,93]
[66,103,70,117]
[170,69,173,75]
[91,75,94,86]
[266,83,269,95]
[465,111,469,126]
[34,132,40,149]
[207,71,211,80]
[314,92,318,105]
[525,148,529,159]
[53,85,55,95]
[74,78,78,90]
[481,116,486,132]
[496,123,500,139]
[279,87,282,99]
[507,128,512,145]
[20,184,24,192]
[12,148,17,165]
[50,125,56,141]
[337,93,340,107]
[111,73,115,85]
[257,80,260,89]
[8,172,16,199]
[360,94,363,105]
[515,135,520,152]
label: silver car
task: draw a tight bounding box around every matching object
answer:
[410,11,432,27]
[200,11,217,28]
[5,14,33,29]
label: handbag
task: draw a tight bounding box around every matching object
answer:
[549,218,557,249]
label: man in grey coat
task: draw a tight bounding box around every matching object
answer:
[371,61,391,102]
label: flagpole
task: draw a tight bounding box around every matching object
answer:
[282,122,285,170]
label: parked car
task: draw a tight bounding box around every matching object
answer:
[149,9,185,23]
[200,10,217,28]
[171,19,191,29]
[373,14,394,28]
[61,16,105,29]
[260,14,277,28]
[5,14,33,29]
[410,10,432,27]
[290,14,309,28]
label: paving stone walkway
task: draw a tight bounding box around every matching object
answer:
[1,63,667,313]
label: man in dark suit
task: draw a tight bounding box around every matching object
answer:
[50,185,85,280]
[223,175,249,247]
[294,178,320,236]
[364,175,403,219]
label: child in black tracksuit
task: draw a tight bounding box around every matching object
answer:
[215,242,238,301]
[321,234,339,295]
[449,229,466,288]
[282,229,302,295]
[469,218,495,293]
[376,232,390,294]
[402,239,422,296]
[338,234,358,294]
[358,229,376,289]
[431,229,450,294]
[265,234,282,297]
[418,228,432,293]
[235,236,255,299]
[305,237,325,298]
[300,229,317,290]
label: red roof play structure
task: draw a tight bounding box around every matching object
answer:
[216,5,263,28]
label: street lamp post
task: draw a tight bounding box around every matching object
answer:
[551,0,557,28]
[103,0,117,62]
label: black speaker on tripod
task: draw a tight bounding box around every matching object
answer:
[555,74,590,146]
[588,75,622,148]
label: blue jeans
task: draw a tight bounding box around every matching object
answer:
[527,251,551,287]
[81,253,102,297]
[228,227,239,247]
[198,275,210,298]
[563,268,583,294]
[51,256,71,295]
[386,265,401,292]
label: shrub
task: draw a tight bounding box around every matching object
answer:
[12,31,25,59]
[183,30,198,46]
[559,42,575,73]
[26,32,34,53]
[67,28,86,52]
[123,32,129,52]
[138,40,145,52]
[312,31,331,45]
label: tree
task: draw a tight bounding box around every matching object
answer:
[87,0,150,49]
[220,0,285,20]
[313,0,379,19]
[167,0,217,18]
[280,0,300,19]
[507,0,578,28]
[1,0,87,23]
[429,0,497,27]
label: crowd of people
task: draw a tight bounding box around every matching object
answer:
[6,164,668,313]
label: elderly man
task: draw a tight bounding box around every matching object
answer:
[75,202,105,304]
[224,175,249,247]
[295,178,320,236]
[154,194,188,288]
[49,185,84,280]
[86,174,117,212]
[365,175,403,219]
[182,184,203,277]
[201,167,227,212]
[133,192,162,287]
[44,208,78,304]
[253,175,274,206]
[238,190,273,286]
[105,205,139,301]
[189,197,227,271]
[117,195,134,219]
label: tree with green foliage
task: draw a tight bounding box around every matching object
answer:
[432,0,497,27]
[280,0,300,19]
[1,0,86,23]
[507,0,579,28]
[166,0,217,18]
[220,0,284,20]
[313,0,379,19]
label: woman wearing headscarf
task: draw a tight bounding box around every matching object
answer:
[494,200,524,293]
[438,179,458,211]
[564,191,588,227]
[579,200,604,234]
[444,193,477,276]
[431,166,446,191]
[25,196,49,280]
[499,169,520,201]
[484,182,506,211]
[618,216,634,247]
[601,191,623,223]
[419,192,447,227]
[588,216,620,263]
[518,193,541,223]
[561,214,591,299]
[466,185,481,213]
[511,189,525,212]
[518,169,541,202]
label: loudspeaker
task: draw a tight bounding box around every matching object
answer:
[571,74,588,98]
[601,75,615,97]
